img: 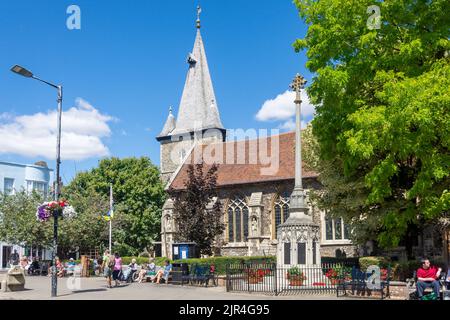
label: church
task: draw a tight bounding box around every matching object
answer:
[156,8,357,260]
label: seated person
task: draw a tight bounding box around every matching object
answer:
[28,257,41,275]
[66,258,76,275]
[155,260,172,284]
[124,258,138,282]
[445,268,450,290]
[146,260,157,281]
[19,256,29,270]
[48,257,65,277]
[416,258,442,299]
[137,264,148,283]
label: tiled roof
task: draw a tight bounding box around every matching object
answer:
[169,131,318,190]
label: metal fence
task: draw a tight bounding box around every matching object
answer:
[226,262,356,296]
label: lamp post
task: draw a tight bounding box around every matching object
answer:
[11,65,63,297]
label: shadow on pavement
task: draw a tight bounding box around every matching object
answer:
[57,288,107,297]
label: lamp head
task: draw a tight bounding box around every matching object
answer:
[11,65,33,78]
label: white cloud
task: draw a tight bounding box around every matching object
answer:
[278,119,308,131]
[255,90,315,122]
[0,98,114,160]
[0,112,13,121]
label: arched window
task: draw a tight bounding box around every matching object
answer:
[273,191,290,239]
[227,196,249,243]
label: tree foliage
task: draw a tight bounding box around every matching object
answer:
[171,163,225,256]
[294,0,449,248]
[0,191,52,249]
[63,157,166,256]
[57,190,112,256]
[0,189,116,257]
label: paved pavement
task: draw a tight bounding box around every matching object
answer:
[0,276,350,300]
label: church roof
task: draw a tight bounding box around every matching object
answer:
[170,27,224,135]
[168,131,318,190]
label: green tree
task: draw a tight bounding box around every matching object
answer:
[63,157,166,256]
[294,0,450,251]
[0,191,52,250]
[57,190,112,257]
[171,163,225,256]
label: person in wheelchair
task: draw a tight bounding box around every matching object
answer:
[416,258,442,300]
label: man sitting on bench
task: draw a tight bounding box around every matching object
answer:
[155,260,172,284]
[416,258,442,300]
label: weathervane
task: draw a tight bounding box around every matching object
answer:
[196,5,202,29]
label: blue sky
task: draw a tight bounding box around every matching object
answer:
[0,0,313,184]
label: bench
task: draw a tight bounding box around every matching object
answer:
[337,266,390,299]
[186,264,216,287]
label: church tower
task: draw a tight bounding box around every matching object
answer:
[157,6,226,185]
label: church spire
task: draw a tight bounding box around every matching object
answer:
[158,106,176,137]
[171,6,225,135]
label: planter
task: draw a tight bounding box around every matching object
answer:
[248,276,263,284]
[289,279,304,286]
[329,278,339,285]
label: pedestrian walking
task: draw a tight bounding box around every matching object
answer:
[112,252,122,287]
[102,250,113,288]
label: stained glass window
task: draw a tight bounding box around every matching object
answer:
[335,218,342,240]
[243,207,249,241]
[227,196,249,243]
[273,193,290,238]
[228,208,234,242]
[325,218,333,240]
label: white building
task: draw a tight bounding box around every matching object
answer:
[0,161,54,269]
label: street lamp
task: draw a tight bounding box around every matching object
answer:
[11,65,63,298]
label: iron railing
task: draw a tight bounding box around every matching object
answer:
[226,262,356,296]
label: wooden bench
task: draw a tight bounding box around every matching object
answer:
[186,264,216,287]
[337,266,390,299]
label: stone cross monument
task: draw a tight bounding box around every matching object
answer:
[277,74,321,267]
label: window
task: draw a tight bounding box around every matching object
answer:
[226,196,249,243]
[273,192,290,239]
[27,181,48,197]
[4,178,14,195]
[324,215,350,241]
[297,242,306,264]
[284,242,291,265]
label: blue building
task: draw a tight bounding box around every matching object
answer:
[0,160,54,269]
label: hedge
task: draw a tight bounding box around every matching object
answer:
[172,256,276,275]
[121,256,168,266]
[358,256,391,271]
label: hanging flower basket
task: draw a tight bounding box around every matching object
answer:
[36,200,77,222]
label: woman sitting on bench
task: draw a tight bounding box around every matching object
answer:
[155,260,172,284]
